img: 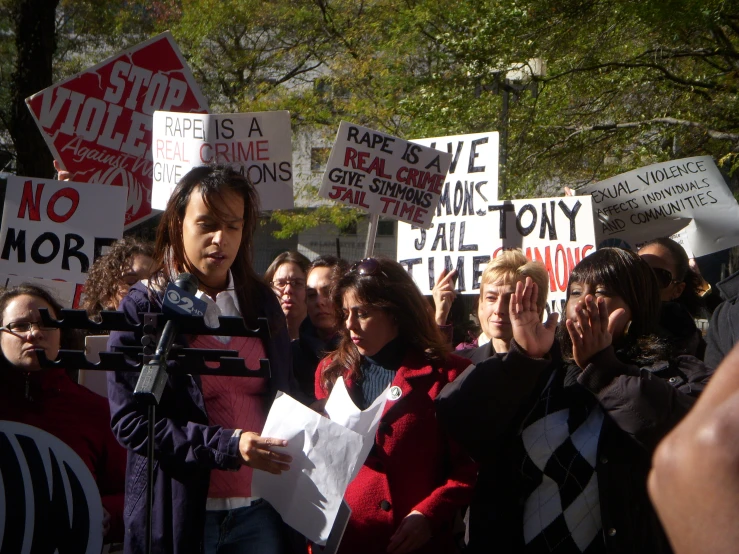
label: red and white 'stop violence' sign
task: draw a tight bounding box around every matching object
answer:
[26,32,208,227]
[319,122,452,228]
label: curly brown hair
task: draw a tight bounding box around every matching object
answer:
[82,236,154,319]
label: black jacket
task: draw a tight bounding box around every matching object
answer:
[436,341,712,554]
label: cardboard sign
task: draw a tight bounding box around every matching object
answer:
[0,421,104,553]
[0,176,126,283]
[318,122,452,228]
[397,196,596,315]
[151,110,294,210]
[0,274,77,307]
[578,156,739,257]
[25,32,208,227]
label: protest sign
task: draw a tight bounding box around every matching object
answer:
[318,122,452,229]
[578,156,739,257]
[0,274,77,308]
[0,176,126,284]
[25,32,208,227]
[397,196,596,315]
[152,110,294,210]
[0,422,104,554]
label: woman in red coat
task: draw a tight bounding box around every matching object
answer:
[315,256,476,554]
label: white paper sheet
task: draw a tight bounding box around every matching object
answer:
[251,392,364,545]
[325,377,390,481]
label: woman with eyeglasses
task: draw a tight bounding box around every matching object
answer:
[264,251,311,340]
[107,165,298,554]
[638,237,708,358]
[314,256,476,554]
[437,248,712,554]
[0,284,127,543]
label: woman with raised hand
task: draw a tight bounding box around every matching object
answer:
[107,165,297,554]
[0,284,126,544]
[314,256,476,554]
[437,247,712,554]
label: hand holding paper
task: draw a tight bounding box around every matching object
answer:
[238,431,292,474]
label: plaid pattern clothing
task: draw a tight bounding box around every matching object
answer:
[517,366,606,554]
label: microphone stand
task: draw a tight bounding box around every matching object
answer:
[36,308,272,554]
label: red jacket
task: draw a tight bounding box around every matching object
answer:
[315,349,477,554]
[0,367,127,543]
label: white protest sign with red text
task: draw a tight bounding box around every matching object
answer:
[25,32,208,227]
[397,196,596,316]
[152,111,294,210]
[318,122,452,229]
[0,176,126,284]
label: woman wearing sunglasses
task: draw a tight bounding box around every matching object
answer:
[314,256,476,554]
[638,237,708,358]
[107,165,298,554]
[437,248,712,554]
[0,284,126,543]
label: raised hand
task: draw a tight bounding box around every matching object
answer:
[239,431,292,474]
[510,277,559,358]
[432,268,457,325]
[565,294,627,368]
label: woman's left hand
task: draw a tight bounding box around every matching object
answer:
[566,294,627,369]
[386,510,432,554]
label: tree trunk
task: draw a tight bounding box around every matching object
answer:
[9,0,60,178]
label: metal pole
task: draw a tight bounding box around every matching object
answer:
[363,214,380,258]
[146,404,155,554]
[499,81,510,197]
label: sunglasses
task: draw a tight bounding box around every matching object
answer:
[652,267,681,289]
[349,258,388,278]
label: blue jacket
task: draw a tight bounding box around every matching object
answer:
[107,281,294,554]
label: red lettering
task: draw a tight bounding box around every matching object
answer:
[555,244,567,292]
[47,187,80,223]
[344,147,358,168]
[18,180,42,221]
[257,140,269,160]
[329,185,346,200]
[412,207,428,225]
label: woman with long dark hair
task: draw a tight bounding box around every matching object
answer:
[438,248,712,554]
[107,165,296,554]
[638,236,708,357]
[315,256,476,554]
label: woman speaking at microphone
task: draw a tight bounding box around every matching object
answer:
[107,165,297,554]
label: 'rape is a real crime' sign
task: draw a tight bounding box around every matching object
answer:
[318,122,452,228]
[397,196,596,316]
[0,176,126,283]
[151,110,294,211]
[579,156,739,257]
[25,31,208,227]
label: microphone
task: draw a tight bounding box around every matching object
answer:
[134,273,201,405]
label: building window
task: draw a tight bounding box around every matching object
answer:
[311,147,331,172]
[377,220,395,236]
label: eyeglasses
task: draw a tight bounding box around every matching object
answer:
[1,321,57,334]
[652,267,681,289]
[270,278,306,290]
[349,258,387,278]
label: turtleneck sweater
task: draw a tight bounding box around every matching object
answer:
[358,336,405,409]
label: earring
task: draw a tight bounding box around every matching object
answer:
[623,320,632,337]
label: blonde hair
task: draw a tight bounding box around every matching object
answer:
[480,250,549,311]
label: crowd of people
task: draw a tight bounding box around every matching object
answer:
[2,163,739,553]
